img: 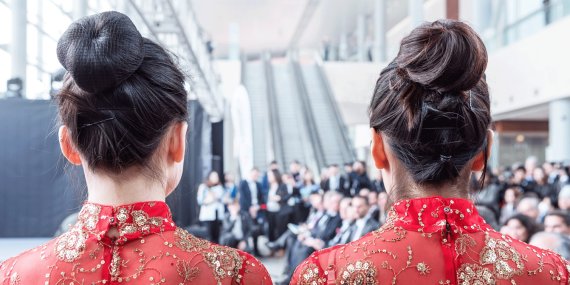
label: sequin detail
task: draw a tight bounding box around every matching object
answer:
[457,263,495,285]
[339,260,376,285]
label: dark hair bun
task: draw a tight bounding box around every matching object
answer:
[396,19,487,92]
[57,11,144,93]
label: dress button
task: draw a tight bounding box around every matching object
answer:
[444,207,451,213]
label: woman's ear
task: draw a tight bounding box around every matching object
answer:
[471,129,494,171]
[58,126,82,165]
[370,128,389,170]
[168,121,188,163]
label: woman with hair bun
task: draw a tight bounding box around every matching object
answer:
[292,19,569,285]
[0,12,270,284]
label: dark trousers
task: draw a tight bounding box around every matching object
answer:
[267,211,279,241]
[202,220,220,243]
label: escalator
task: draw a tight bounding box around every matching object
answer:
[242,55,354,174]
[296,61,355,167]
[266,58,319,173]
[242,60,272,169]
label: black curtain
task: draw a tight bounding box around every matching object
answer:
[0,99,209,237]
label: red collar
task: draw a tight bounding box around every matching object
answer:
[77,201,176,244]
[389,196,490,234]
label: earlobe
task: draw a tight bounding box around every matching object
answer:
[58,126,82,165]
[471,129,494,171]
[169,122,187,163]
[370,128,389,170]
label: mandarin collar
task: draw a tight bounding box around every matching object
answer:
[389,196,489,234]
[77,201,176,244]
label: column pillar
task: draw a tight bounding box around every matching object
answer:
[548,98,570,162]
[373,0,387,62]
[356,14,366,62]
[11,0,27,97]
[73,0,88,19]
[409,0,423,28]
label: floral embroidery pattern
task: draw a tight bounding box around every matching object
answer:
[480,234,524,280]
[339,260,376,285]
[55,226,87,262]
[174,227,210,252]
[298,263,326,285]
[204,245,244,283]
[457,263,495,285]
[176,260,200,283]
[119,210,164,236]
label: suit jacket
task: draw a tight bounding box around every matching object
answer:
[311,213,342,243]
[238,180,265,212]
[322,175,347,193]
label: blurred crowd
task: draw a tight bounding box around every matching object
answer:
[194,157,570,281]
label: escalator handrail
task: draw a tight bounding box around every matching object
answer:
[314,61,356,163]
[263,57,287,171]
[292,60,326,172]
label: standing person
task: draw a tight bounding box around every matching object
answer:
[282,173,303,224]
[237,168,266,256]
[323,164,346,193]
[299,170,320,221]
[222,172,238,209]
[261,160,279,195]
[197,171,225,243]
[342,162,354,195]
[292,19,568,285]
[0,12,270,284]
[349,161,371,196]
[266,169,288,241]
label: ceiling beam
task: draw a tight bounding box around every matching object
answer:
[288,0,321,50]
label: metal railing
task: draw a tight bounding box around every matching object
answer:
[128,0,223,121]
[292,59,326,171]
[485,0,570,51]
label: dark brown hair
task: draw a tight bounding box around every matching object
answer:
[56,11,188,176]
[369,19,491,186]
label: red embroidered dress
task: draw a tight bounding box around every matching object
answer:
[292,196,570,285]
[0,201,271,285]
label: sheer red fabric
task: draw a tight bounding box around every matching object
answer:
[0,201,271,285]
[292,196,570,285]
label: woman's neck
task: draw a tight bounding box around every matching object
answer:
[84,170,167,206]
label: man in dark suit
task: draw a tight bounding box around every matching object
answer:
[281,191,343,284]
[350,161,372,197]
[238,168,265,256]
[322,164,347,193]
[349,195,380,241]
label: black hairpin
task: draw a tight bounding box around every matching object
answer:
[440,154,452,162]
[79,117,115,129]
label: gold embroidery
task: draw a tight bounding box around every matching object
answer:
[480,234,524,279]
[176,260,200,283]
[416,262,431,275]
[55,226,87,262]
[9,272,20,285]
[204,245,244,283]
[109,246,122,279]
[298,263,326,285]
[338,260,376,285]
[119,210,164,236]
[455,234,477,256]
[457,264,495,285]
[78,204,101,231]
[174,228,210,252]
